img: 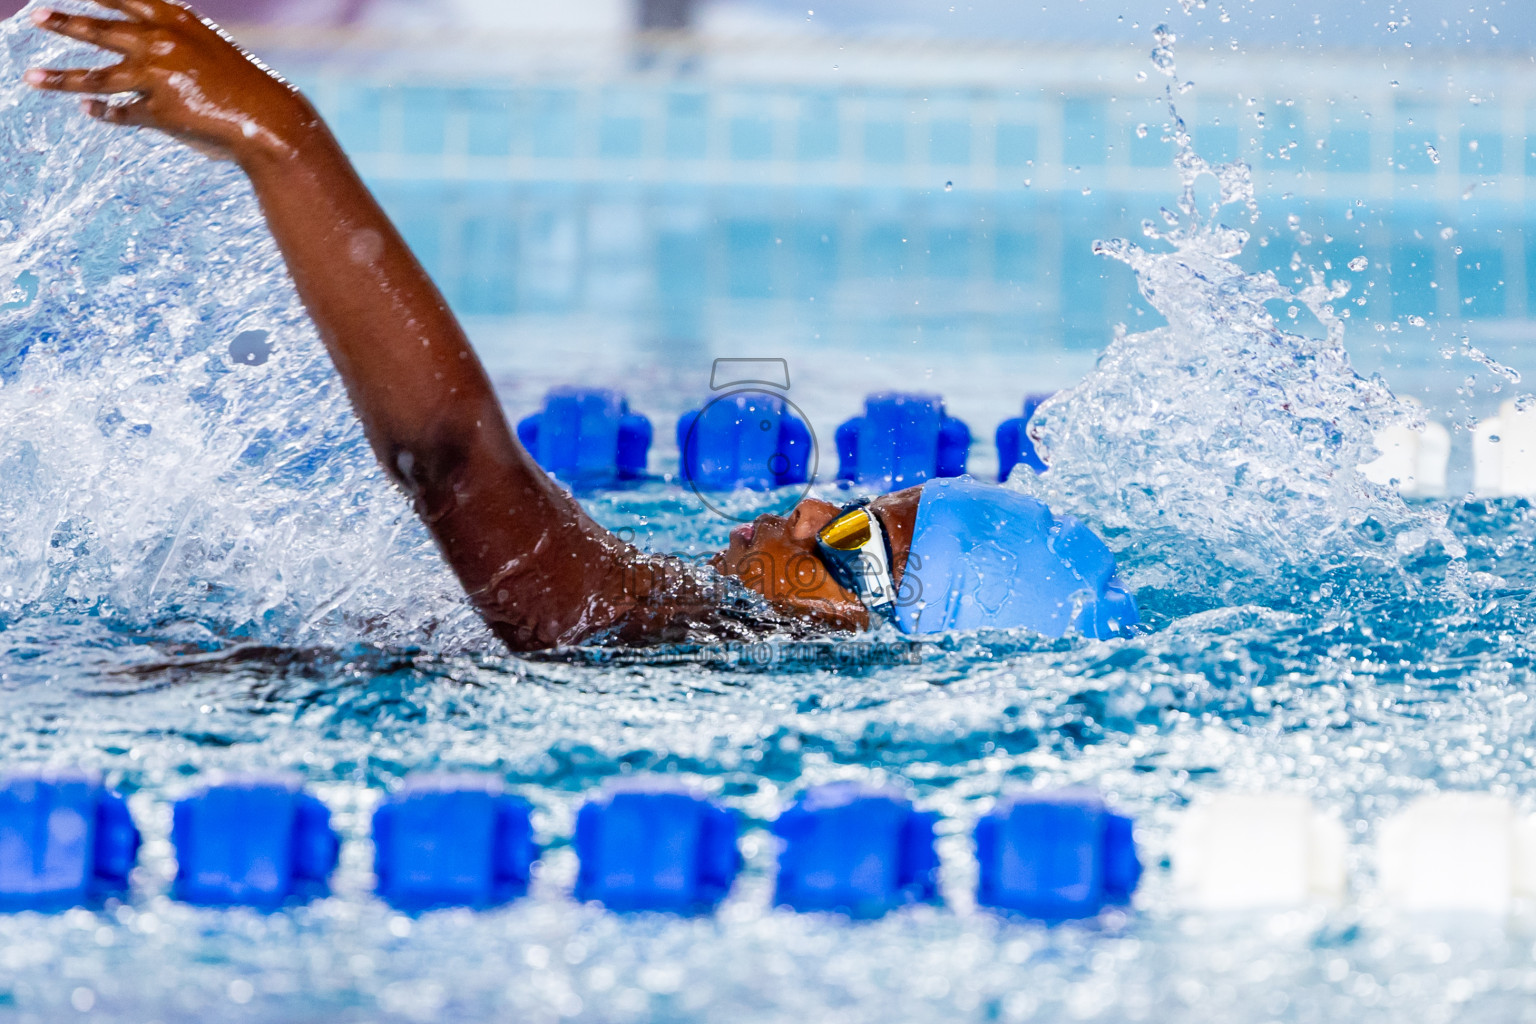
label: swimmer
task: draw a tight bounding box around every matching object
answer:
[24,0,1138,651]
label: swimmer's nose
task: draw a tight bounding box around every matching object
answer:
[731,523,755,545]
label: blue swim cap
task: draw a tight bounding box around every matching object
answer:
[892,477,1138,639]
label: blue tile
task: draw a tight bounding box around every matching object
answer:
[861,223,909,279]
[1062,98,1107,167]
[666,92,709,160]
[995,124,1037,168]
[994,229,1037,285]
[600,117,645,160]
[1129,122,1170,168]
[400,87,450,157]
[1458,247,1506,318]
[726,220,776,297]
[1389,242,1438,319]
[529,89,580,159]
[457,213,519,316]
[928,120,972,165]
[927,228,971,279]
[730,117,775,161]
[1326,129,1372,173]
[326,85,385,155]
[465,90,516,157]
[864,121,906,164]
[797,95,840,161]
[1461,130,1504,174]
[1191,124,1239,165]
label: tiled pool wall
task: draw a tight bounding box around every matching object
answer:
[270,44,1536,410]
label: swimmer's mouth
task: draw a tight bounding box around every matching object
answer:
[731,524,755,546]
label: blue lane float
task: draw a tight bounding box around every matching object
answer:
[373,775,539,911]
[836,393,970,492]
[771,783,939,917]
[171,778,340,907]
[0,771,139,910]
[974,790,1141,919]
[0,775,1150,922]
[995,392,1054,480]
[574,785,740,912]
[516,387,652,484]
[677,392,813,491]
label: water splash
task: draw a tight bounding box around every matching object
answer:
[0,3,482,650]
[1014,33,1462,607]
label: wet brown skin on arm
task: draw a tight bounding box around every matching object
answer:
[25,0,924,650]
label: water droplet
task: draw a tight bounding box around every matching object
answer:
[1136,123,1149,139]
[1425,143,1440,164]
[944,181,953,192]
[1348,257,1369,272]
[1407,315,1427,327]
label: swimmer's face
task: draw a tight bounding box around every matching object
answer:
[708,497,869,631]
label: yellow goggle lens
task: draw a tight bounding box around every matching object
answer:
[819,510,873,552]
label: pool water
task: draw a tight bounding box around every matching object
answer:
[4,6,1536,1024]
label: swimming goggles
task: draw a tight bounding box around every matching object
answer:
[815,502,897,620]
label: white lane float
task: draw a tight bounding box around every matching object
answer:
[1170,793,1348,910]
[1362,417,1451,498]
[1473,400,1536,498]
[1377,793,1536,913]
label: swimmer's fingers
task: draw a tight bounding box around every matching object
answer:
[81,0,162,22]
[24,64,138,95]
[81,97,152,127]
[90,0,202,29]
[29,10,146,53]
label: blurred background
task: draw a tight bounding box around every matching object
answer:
[8,0,1532,453]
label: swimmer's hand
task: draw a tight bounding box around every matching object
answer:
[25,0,316,165]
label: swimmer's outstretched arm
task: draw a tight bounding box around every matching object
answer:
[26,0,731,650]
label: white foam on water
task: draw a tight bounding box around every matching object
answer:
[1012,27,1463,603]
[0,1,482,649]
